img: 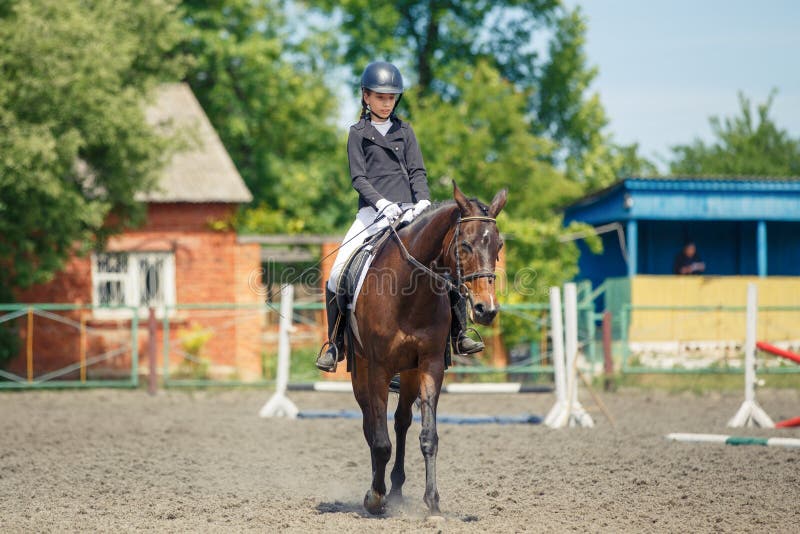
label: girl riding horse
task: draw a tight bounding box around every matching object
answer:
[316,61,483,372]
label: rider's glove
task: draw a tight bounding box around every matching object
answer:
[400,208,415,225]
[412,199,431,217]
[376,198,402,222]
[400,199,431,225]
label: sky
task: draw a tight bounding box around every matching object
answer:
[567,0,800,168]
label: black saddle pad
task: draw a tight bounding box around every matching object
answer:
[335,227,391,311]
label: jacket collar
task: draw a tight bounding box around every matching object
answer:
[358,118,404,150]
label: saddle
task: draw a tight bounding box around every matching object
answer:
[333,226,395,369]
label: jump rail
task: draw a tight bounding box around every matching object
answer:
[667,433,800,449]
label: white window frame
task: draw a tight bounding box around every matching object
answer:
[91,251,176,318]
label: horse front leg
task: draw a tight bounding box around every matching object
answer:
[362,364,393,515]
[389,369,419,503]
[419,360,444,515]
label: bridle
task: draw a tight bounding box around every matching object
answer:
[450,215,498,289]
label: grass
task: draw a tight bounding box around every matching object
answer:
[611,372,800,394]
[264,346,323,383]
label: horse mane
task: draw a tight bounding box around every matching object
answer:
[406,197,490,232]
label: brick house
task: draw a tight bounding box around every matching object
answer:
[10,83,265,382]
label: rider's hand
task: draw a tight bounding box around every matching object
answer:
[412,199,431,217]
[400,208,415,225]
[376,199,402,222]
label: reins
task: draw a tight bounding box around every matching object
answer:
[387,211,457,292]
[387,210,498,298]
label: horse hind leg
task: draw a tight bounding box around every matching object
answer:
[388,369,419,504]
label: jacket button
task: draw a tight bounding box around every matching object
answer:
[371,136,375,140]
[395,146,399,150]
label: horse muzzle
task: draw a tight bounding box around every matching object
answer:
[472,301,498,325]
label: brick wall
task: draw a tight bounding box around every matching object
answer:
[8,203,265,381]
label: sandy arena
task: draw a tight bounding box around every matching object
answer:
[1,387,798,532]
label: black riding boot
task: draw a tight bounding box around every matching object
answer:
[316,287,344,372]
[450,289,484,355]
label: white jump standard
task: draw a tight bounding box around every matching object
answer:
[259,285,299,419]
[544,283,594,429]
[728,283,774,428]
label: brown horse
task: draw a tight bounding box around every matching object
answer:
[350,183,506,515]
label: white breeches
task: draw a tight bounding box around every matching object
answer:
[327,203,414,292]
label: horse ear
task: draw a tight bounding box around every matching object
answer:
[453,180,470,214]
[488,189,507,217]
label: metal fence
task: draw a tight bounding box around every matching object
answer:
[12,298,793,389]
[0,304,139,389]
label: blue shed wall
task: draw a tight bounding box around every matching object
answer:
[636,221,759,275]
[576,232,627,288]
[768,222,800,275]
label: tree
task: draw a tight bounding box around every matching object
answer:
[670,92,800,176]
[305,0,646,187]
[180,0,353,234]
[0,0,187,295]
[406,61,581,214]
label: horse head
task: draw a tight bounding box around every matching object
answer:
[449,182,507,325]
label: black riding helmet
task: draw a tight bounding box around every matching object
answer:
[360,61,403,119]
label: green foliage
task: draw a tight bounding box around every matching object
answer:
[669,92,800,176]
[265,346,321,383]
[306,0,650,186]
[406,61,581,214]
[0,0,188,294]
[174,323,212,379]
[180,0,352,234]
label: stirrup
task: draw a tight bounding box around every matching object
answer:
[316,340,340,372]
[453,327,484,356]
[465,327,484,345]
[389,374,401,394]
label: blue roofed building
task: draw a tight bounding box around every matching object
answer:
[563,177,800,370]
[565,177,800,283]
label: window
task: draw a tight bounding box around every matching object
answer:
[92,252,176,316]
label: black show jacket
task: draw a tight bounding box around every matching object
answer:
[347,118,431,209]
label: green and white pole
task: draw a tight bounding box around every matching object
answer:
[667,433,800,449]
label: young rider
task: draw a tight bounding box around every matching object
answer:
[315,61,483,372]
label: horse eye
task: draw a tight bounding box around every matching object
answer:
[460,241,473,253]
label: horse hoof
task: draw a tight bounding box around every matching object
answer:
[387,490,404,505]
[363,490,386,515]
